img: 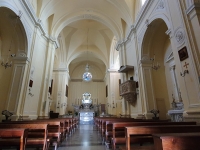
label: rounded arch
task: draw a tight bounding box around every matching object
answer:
[140,13,172,58]
[140,16,173,120]
[0,2,29,57]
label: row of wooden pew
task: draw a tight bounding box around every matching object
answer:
[94,117,200,150]
[0,117,79,150]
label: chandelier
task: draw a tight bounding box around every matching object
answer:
[1,15,20,69]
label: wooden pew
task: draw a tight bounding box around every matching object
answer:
[0,123,48,150]
[153,132,200,150]
[112,121,196,150]
[1,120,61,150]
[125,125,200,150]
[0,128,28,150]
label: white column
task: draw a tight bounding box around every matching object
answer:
[169,65,180,101]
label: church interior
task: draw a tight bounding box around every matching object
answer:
[0,0,200,149]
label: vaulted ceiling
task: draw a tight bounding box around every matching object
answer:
[28,0,142,79]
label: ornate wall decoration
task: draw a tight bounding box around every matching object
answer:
[156,0,165,10]
[16,52,27,57]
[174,27,185,45]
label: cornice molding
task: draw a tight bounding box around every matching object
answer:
[115,0,154,51]
[186,3,200,15]
[107,68,118,72]
[53,68,69,72]
[20,0,59,49]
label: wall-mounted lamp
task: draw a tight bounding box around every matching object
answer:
[112,101,115,108]
[150,54,160,70]
[28,88,34,97]
[180,70,189,77]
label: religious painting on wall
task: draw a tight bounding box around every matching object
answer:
[29,80,33,87]
[66,84,68,97]
[178,46,188,61]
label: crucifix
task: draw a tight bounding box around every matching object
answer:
[180,62,189,77]
[183,62,189,69]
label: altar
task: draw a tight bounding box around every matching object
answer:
[79,112,94,124]
[72,92,100,124]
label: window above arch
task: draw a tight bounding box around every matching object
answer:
[141,0,146,6]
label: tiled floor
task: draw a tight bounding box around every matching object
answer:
[57,124,107,150]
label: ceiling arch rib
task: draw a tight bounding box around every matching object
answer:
[52,12,121,40]
[67,48,108,68]
[106,0,133,25]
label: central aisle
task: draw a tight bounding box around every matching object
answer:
[58,124,107,150]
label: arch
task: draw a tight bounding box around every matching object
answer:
[140,17,172,119]
[140,13,172,58]
[0,1,30,57]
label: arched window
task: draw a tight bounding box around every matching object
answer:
[141,0,146,6]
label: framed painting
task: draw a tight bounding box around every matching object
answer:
[106,85,108,97]
[178,46,188,61]
[66,85,68,97]
[49,79,53,95]
[29,80,33,87]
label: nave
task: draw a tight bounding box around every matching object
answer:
[57,124,106,150]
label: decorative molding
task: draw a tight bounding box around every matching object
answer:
[53,68,69,72]
[115,26,136,51]
[107,68,118,72]
[165,51,174,63]
[145,19,150,27]
[165,28,173,39]
[20,0,59,49]
[174,27,185,45]
[156,0,165,10]
[141,55,150,61]
[16,51,27,57]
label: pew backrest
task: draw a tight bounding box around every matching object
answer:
[125,125,200,150]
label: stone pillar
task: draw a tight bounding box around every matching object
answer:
[39,40,56,117]
[52,69,69,115]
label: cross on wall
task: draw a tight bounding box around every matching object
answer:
[183,62,189,69]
